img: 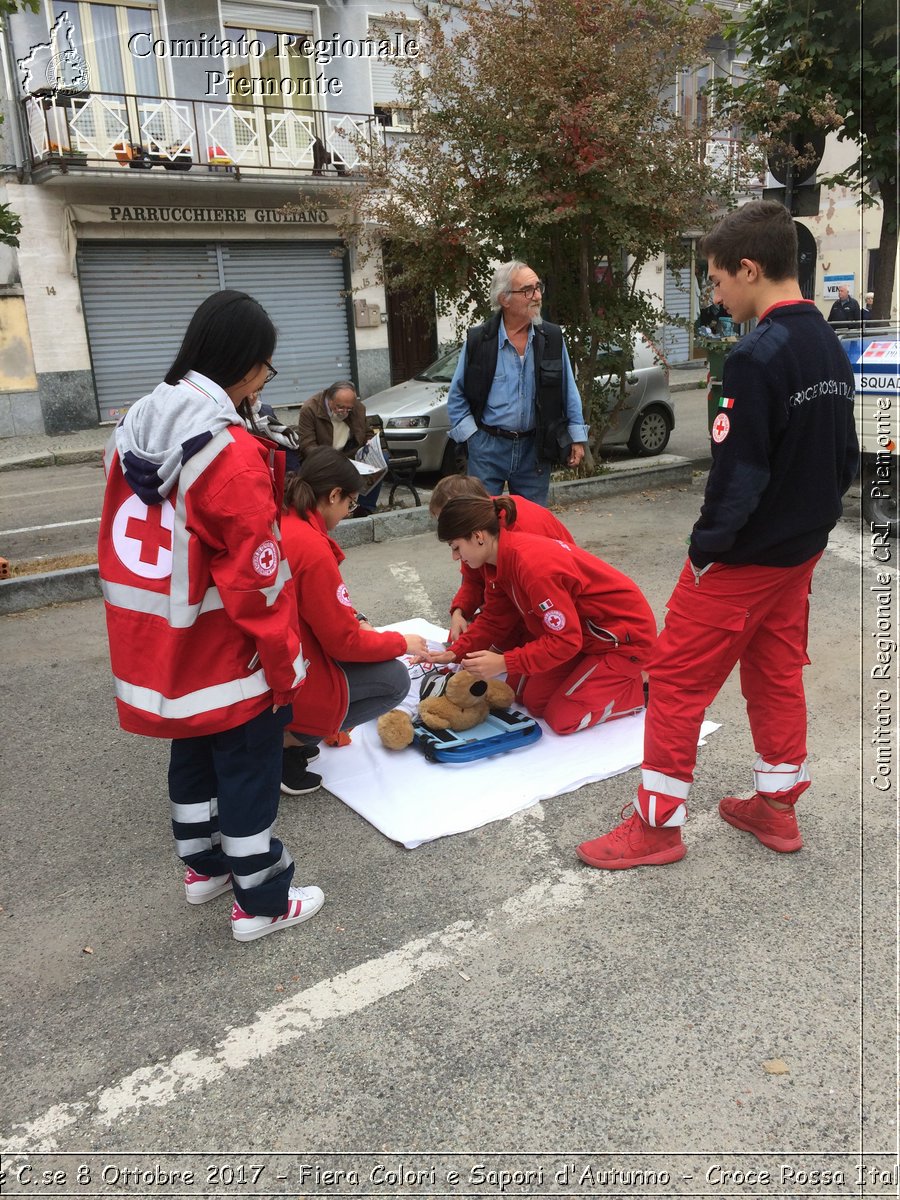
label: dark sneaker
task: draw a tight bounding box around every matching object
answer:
[577,808,686,870]
[231,885,325,942]
[281,746,323,795]
[719,793,802,852]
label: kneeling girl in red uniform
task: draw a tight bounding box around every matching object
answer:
[279,448,429,792]
[429,496,656,735]
[428,474,575,642]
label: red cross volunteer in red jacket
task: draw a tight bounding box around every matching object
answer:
[429,495,656,735]
[98,290,325,944]
[276,448,428,794]
[428,474,575,641]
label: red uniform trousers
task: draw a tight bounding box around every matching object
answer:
[636,554,822,827]
[516,652,646,736]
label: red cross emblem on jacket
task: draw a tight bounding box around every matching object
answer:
[112,496,175,579]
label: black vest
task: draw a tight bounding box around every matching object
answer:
[463,312,570,464]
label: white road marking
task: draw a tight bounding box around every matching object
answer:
[3,791,729,1153]
[827,520,898,574]
[0,517,100,536]
[0,480,103,501]
[389,560,439,621]
[825,522,865,568]
[507,801,552,862]
[3,868,596,1153]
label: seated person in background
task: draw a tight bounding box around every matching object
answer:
[240,389,301,475]
[296,380,379,513]
[279,448,428,793]
[429,474,575,640]
[427,495,656,737]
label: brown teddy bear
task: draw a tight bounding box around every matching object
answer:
[377,669,516,751]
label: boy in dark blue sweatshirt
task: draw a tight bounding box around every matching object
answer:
[578,200,859,869]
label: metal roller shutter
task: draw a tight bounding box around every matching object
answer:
[77,240,352,420]
[662,260,692,365]
[76,242,221,422]
[219,1,314,33]
[219,241,351,406]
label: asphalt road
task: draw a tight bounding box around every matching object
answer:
[0,460,108,567]
[0,480,893,1192]
[0,389,714,570]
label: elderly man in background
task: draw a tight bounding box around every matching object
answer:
[827,284,862,328]
[447,262,588,506]
[296,380,380,514]
[297,380,369,460]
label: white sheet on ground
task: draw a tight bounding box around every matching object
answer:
[314,619,721,849]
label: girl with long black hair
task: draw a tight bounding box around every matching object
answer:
[98,289,323,943]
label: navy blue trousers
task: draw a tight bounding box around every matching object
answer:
[168,705,295,917]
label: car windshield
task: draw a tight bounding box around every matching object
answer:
[594,345,634,375]
[415,347,461,383]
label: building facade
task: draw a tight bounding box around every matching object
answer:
[0,2,890,434]
[0,0,435,435]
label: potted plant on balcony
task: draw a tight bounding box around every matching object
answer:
[161,145,192,171]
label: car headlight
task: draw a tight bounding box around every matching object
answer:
[386,416,430,429]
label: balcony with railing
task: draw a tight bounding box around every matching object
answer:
[22,90,404,179]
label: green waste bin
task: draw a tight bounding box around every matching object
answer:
[705,338,739,431]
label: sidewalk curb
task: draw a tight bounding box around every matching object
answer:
[0,446,106,472]
[0,563,102,614]
[670,378,708,394]
[0,456,708,615]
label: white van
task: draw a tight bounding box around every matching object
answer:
[841,324,900,534]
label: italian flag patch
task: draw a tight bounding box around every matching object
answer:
[719,396,735,409]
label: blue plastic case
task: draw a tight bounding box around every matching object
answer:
[412,708,542,763]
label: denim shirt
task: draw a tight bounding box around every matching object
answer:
[447,318,588,445]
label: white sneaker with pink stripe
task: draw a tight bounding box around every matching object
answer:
[231,885,325,942]
[184,867,233,905]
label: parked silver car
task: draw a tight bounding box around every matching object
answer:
[366,335,674,476]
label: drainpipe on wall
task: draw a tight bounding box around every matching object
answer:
[0,28,28,180]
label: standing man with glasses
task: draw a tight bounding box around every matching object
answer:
[447,261,588,505]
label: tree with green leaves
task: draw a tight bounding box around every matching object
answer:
[711,0,898,320]
[339,0,738,457]
[0,0,40,245]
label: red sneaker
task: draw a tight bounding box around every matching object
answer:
[718,793,802,852]
[325,731,352,748]
[576,808,686,870]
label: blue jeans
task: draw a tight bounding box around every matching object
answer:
[463,428,550,505]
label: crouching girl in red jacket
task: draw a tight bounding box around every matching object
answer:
[279,448,429,791]
[429,496,657,735]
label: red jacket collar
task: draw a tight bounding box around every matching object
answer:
[307,507,346,566]
[759,298,817,320]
